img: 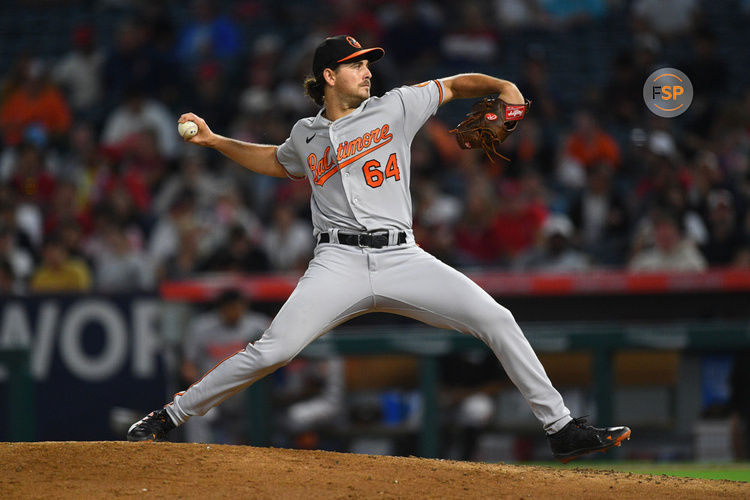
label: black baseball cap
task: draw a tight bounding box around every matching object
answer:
[312,35,384,78]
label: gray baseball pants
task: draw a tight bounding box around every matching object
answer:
[166,241,572,433]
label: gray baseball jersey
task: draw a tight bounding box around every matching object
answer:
[165,79,572,437]
[276,80,444,235]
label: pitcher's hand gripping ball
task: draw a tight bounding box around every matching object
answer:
[178,120,199,138]
[450,97,530,161]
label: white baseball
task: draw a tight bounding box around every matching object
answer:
[177,120,198,138]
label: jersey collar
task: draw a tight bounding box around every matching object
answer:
[314,97,372,127]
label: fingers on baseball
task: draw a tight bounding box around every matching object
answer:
[178,113,202,125]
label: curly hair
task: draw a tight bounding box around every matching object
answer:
[303,75,325,106]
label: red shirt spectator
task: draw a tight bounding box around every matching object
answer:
[490,181,548,259]
[10,143,57,207]
[491,203,548,259]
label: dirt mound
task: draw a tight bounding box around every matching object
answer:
[0,442,747,499]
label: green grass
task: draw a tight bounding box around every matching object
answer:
[529,461,750,482]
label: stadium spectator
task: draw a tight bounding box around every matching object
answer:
[102,17,162,106]
[686,150,724,214]
[631,0,700,40]
[6,143,54,249]
[656,184,708,246]
[490,175,548,264]
[30,235,92,292]
[262,204,314,272]
[562,111,621,172]
[93,220,153,292]
[514,213,590,272]
[58,121,104,201]
[52,25,104,118]
[441,2,499,66]
[200,224,270,274]
[412,178,461,263]
[101,85,180,160]
[8,141,57,208]
[153,149,224,215]
[414,178,462,230]
[0,223,33,285]
[453,177,500,266]
[186,61,235,134]
[162,229,202,281]
[569,163,630,266]
[42,179,92,240]
[0,58,71,147]
[149,189,206,275]
[628,210,707,272]
[0,189,36,258]
[494,0,543,30]
[700,189,747,267]
[203,186,264,252]
[119,129,170,198]
[175,0,242,67]
[57,218,88,263]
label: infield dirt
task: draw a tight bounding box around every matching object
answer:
[1,441,747,499]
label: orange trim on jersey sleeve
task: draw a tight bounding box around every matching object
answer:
[434,79,444,105]
[275,148,306,180]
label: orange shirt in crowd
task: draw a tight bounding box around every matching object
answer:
[0,85,72,145]
[564,130,621,169]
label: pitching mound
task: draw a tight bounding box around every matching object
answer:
[1,442,747,499]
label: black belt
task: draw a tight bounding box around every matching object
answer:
[318,231,407,248]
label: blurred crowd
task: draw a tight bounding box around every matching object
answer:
[1,0,749,295]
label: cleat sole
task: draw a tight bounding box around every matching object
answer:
[557,428,631,464]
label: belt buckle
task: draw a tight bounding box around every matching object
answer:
[357,233,367,247]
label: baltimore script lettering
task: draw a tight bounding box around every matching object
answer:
[307,124,393,186]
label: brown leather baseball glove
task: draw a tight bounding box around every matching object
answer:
[450,97,531,161]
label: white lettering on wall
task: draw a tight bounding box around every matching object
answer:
[132,300,161,378]
[59,300,128,381]
[0,303,32,348]
[0,298,163,381]
[32,303,59,379]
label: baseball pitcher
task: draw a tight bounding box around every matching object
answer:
[127,35,630,463]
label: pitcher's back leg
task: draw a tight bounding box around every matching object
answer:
[371,245,571,433]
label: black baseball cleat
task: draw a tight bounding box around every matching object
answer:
[127,408,176,442]
[547,417,631,463]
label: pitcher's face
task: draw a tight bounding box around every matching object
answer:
[331,59,372,104]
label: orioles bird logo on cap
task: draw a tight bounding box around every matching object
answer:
[346,36,361,48]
